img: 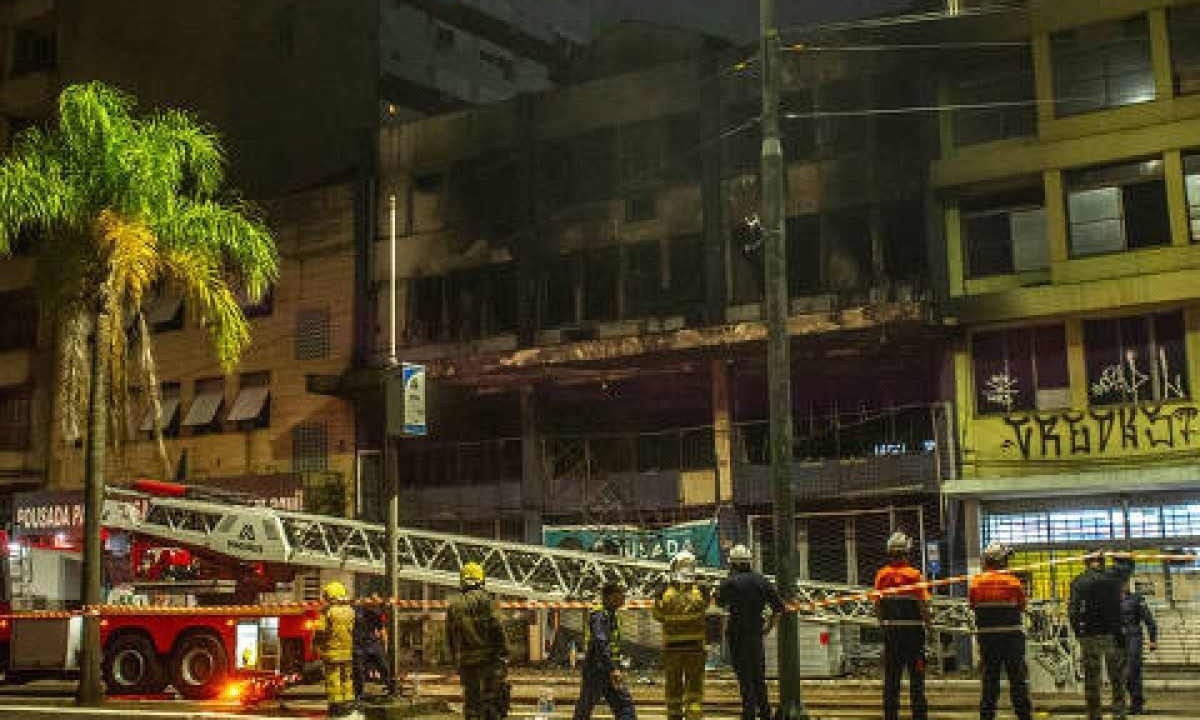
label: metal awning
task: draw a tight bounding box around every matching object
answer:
[182,390,224,427]
[227,386,269,422]
[139,393,181,432]
[145,293,183,326]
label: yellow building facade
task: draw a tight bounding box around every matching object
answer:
[938,0,1200,601]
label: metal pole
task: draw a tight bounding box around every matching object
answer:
[77,312,108,705]
[761,1,807,718]
[384,429,402,695]
[388,194,398,366]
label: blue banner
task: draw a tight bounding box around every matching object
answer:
[542,519,722,567]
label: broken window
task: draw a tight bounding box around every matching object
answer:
[668,235,705,313]
[0,289,36,351]
[721,99,761,177]
[1067,159,1169,256]
[782,89,815,162]
[1170,5,1200,95]
[571,129,616,204]
[952,49,1036,146]
[0,385,31,451]
[445,267,483,341]
[816,77,867,156]
[1052,15,1154,117]
[1084,311,1188,405]
[666,112,702,181]
[485,263,518,334]
[730,220,765,305]
[619,120,665,188]
[410,275,445,342]
[962,183,1047,277]
[624,241,661,318]
[787,215,821,296]
[583,246,619,322]
[183,377,225,435]
[541,253,577,328]
[825,208,872,292]
[638,432,680,472]
[972,325,1069,413]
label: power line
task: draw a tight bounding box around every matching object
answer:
[778,3,1027,37]
[784,40,1029,52]
[781,95,1104,120]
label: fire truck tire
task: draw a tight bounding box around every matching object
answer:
[103,634,166,694]
[170,634,228,700]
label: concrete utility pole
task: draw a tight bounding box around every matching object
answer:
[78,313,108,705]
[760,1,808,718]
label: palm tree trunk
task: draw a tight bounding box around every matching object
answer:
[137,312,171,480]
[77,311,108,706]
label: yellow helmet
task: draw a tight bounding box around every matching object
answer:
[322,580,348,601]
[460,562,485,588]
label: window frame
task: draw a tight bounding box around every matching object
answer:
[1051,14,1155,118]
[960,184,1048,278]
[1083,310,1189,406]
[1066,159,1170,258]
[971,324,1070,415]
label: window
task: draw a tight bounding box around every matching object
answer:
[816,77,867,155]
[624,242,661,318]
[228,372,270,429]
[0,385,31,450]
[183,377,225,435]
[294,308,331,360]
[667,235,705,313]
[1067,159,1169,256]
[0,290,37,351]
[1052,16,1154,117]
[952,49,1036,146]
[409,275,445,342]
[541,253,577,328]
[973,325,1069,413]
[236,285,274,318]
[145,291,184,333]
[962,184,1047,277]
[485,263,517,335]
[720,99,761,176]
[1170,5,1200,95]
[10,23,55,76]
[445,268,483,341]
[1084,311,1188,405]
[292,422,328,473]
[140,383,181,438]
[782,89,815,161]
[787,215,821,296]
[583,246,619,322]
[625,192,655,223]
[1182,154,1200,241]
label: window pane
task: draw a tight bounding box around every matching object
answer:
[1127,506,1162,539]
[1071,219,1125,256]
[1085,318,1124,404]
[965,213,1013,277]
[1109,69,1156,106]
[1034,324,1069,391]
[973,331,1009,412]
[1006,329,1036,412]
[1010,208,1048,271]
[1154,311,1189,400]
[1053,16,1153,116]
[1069,186,1122,223]
[1123,181,1170,248]
[1171,5,1200,95]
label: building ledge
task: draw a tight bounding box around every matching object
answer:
[944,460,1200,500]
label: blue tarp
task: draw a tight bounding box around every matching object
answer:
[542,519,722,567]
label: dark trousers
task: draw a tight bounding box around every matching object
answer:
[573,667,636,720]
[353,643,395,698]
[979,632,1033,720]
[1126,633,1145,713]
[460,660,507,720]
[882,627,928,720]
[728,633,770,720]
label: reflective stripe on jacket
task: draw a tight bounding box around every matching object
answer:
[652,583,708,645]
[969,570,1026,634]
[874,561,929,624]
[447,587,509,667]
[317,602,356,662]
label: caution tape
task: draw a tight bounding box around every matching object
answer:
[0,551,1193,622]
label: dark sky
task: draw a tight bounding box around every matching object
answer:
[592,0,923,43]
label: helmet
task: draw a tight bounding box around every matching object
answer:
[460,562,485,588]
[729,544,752,566]
[670,550,697,581]
[982,542,1013,568]
[886,532,912,556]
[322,580,348,601]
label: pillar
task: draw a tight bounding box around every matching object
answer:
[1044,169,1068,264]
[963,497,982,576]
[796,519,810,581]
[845,516,858,585]
[520,387,543,544]
[1149,8,1174,102]
[711,358,733,503]
[1165,149,1191,247]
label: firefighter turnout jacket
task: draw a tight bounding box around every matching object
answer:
[447,587,509,667]
[652,583,708,646]
[874,561,930,626]
[316,601,357,663]
[969,570,1026,634]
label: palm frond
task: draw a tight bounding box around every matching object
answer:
[154,198,279,300]
[139,109,225,199]
[159,248,251,371]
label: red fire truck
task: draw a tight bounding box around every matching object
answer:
[0,481,329,701]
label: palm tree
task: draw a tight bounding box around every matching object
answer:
[0,82,278,704]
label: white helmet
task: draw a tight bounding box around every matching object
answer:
[729,544,752,566]
[670,550,697,581]
[886,532,912,556]
[982,542,1013,568]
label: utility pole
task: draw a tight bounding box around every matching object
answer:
[384,193,402,692]
[78,313,108,705]
[761,1,807,718]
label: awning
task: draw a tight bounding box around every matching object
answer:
[145,293,183,326]
[182,389,224,427]
[227,385,269,422]
[139,393,181,432]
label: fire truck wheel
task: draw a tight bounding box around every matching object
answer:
[171,634,228,700]
[103,634,166,694]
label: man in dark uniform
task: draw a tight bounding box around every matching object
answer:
[715,544,784,720]
[573,581,636,720]
[354,593,396,699]
[447,563,510,720]
[1069,549,1134,720]
[1121,584,1158,715]
[969,542,1033,720]
[874,531,930,720]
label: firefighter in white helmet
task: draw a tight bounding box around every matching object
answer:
[314,580,360,719]
[652,550,709,720]
[716,545,784,720]
[969,542,1032,720]
[873,532,930,720]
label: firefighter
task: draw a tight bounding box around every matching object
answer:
[354,593,396,699]
[447,562,510,720]
[1122,583,1157,715]
[316,580,360,719]
[1069,549,1134,720]
[715,544,783,720]
[573,580,636,720]
[968,542,1033,720]
[874,531,930,720]
[652,550,709,720]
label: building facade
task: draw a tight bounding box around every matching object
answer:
[937,0,1200,606]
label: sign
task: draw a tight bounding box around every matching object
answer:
[13,491,84,535]
[402,363,427,436]
[542,520,722,567]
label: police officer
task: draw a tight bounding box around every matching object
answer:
[573,580,636,720]
[715,544,783,720]
[316,580,360,720]
[969,542,1033,720]
[652,550,709,720]
[1069,549,1134,720]
[1121,584,1158,715]
[447,563,510,720]
[874,531,930,720]
[354,593,396,699]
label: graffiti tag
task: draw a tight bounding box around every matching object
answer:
[1000,405,1200,459]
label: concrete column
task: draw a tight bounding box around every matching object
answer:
[520,387,543,544]
[1149,8,1174,102]
[1165,150,1191,247]
[1044,170,1069,263]
[1031,31,1056,128]
[796,518,810,581]
[963,497,982,576]
[1187,308,1200,401]
[945,202,965,297]
[845,516,858,585]
[711,358,733,503]
[1066,318,1089,408]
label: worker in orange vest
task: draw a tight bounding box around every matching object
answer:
[969,542,1033,720]
[873,532,930,720]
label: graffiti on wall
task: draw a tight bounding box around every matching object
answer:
[999,405,1200,460]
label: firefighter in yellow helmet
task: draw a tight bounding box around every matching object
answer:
[652,550,709,720]
[315,580,360,719]
[447,562,510,720]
